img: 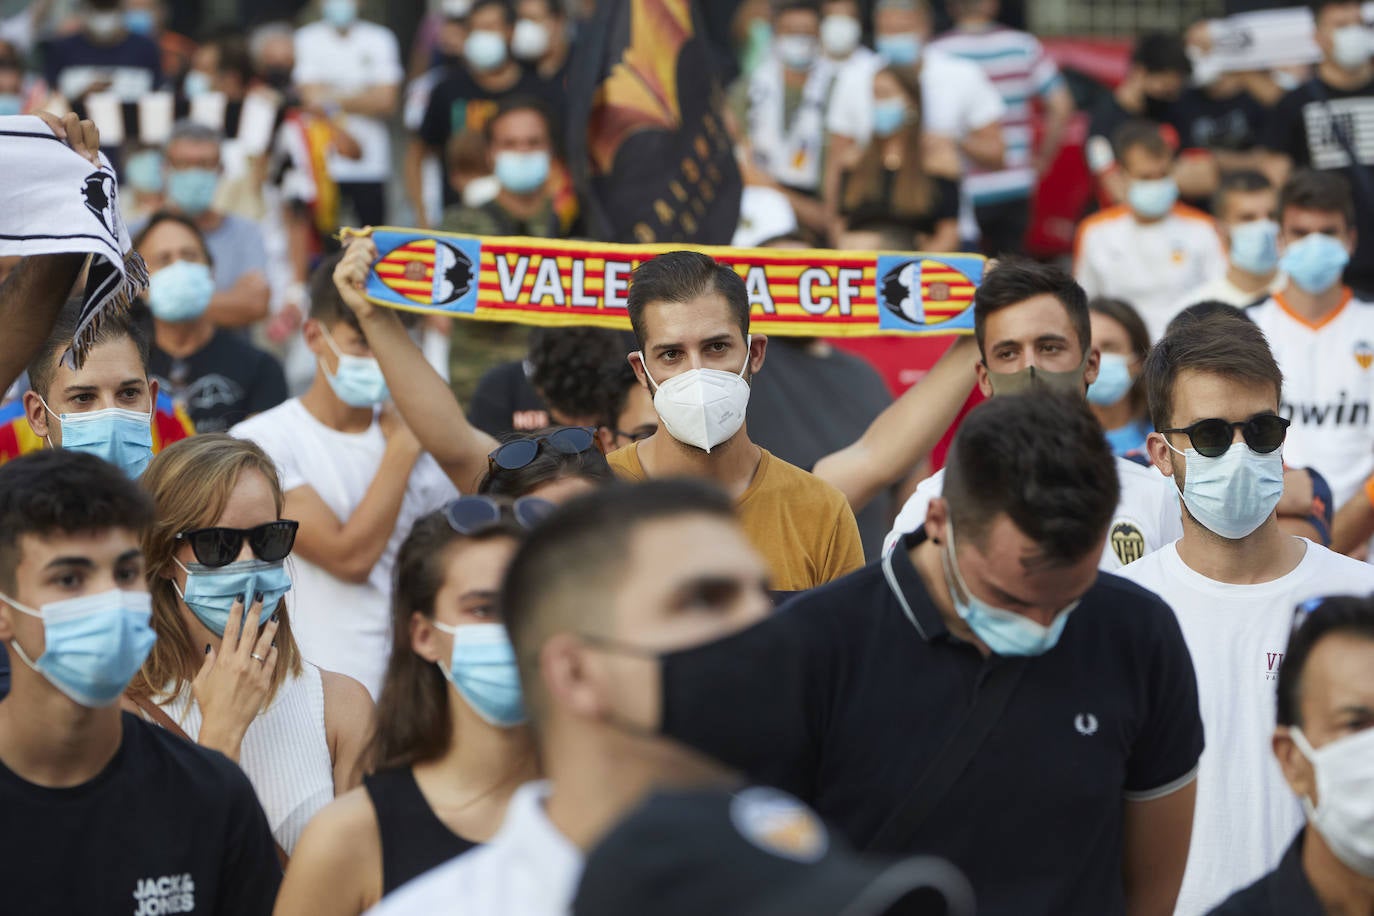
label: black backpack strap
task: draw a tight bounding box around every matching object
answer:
[863,657,1027,852]
[865,551,1030,853]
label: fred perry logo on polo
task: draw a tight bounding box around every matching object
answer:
[132,873,195,915]
[1074,713,1099,736]
[730,787,829,863]
[1109,520,1146,566]
[1355,341,1374,370]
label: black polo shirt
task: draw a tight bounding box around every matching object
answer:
[1207,832,1325,915]
[662,528,1205,916]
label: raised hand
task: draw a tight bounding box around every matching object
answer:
[192,595,280,762]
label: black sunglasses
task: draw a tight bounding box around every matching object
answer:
[615,423,657,442]
[1158,415,1290,459]
[489,426,601,472]
[176,520,299,568]
[443,495,556,535]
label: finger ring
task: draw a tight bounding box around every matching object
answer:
[251,653,266,662]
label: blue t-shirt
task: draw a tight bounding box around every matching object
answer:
[1105,416,1152,460]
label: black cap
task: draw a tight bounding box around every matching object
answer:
[572,786,975,916]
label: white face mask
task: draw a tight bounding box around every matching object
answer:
[819,14,861,58]
[1332,24,1373,71]
[639,337,752,453]
[1291,727,1374,878]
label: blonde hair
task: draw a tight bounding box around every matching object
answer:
[129,434,303,704]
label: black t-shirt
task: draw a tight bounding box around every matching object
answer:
[467,359,549,439]
[1169,86,1268,152]
[0,712,281,913]
[840,174,960,239]
[663,529,1205,915]
[418,65,559,208]
[1207,832,1324,915]
[745,340,893,559]
[149,331,288,434]
[1263,76,1374,294]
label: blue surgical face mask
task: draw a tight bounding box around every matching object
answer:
[125,148,163,192]
[432,620,526,727]
[1280,232,1350,295]
[182,70,212,98]
[166,167,219,216]
[41,396,154,478]
[322,0,358,28]
[148,259,214,323]
[493,149,551,194]
[2,589,157,708]
[1164,437,1284,540]
[1086,352,1134,407]
[125,8,156,35]
[0,93,22,117]
[872,98,910,137]
[942,523,1077,656]
[1229,218,1280,276]
[173,558,291,636]
[465,29,508,72]
[875,32,921,66]
[1127,176,1178,219]
[322,329,389,407]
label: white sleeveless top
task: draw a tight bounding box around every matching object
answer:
[158,662,335,854]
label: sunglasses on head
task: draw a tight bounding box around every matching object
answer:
[489,426,601,472]
[1159,415,1289,459]
[176,520,299,568]
[443,495,556,535]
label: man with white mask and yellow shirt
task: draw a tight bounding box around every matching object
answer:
[607,250,864,596]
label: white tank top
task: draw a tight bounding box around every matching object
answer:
[159,662,335,854]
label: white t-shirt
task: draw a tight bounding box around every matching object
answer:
[1119,539,1374,915]
[367,781,581,916]
[293,20,404,182]
[1248,289,1374,509]
[231,399,457,697]
[826,47,1005,147]
[883,456,1184,571]
[1177,271,1287,313]
[1074,204,1227,342]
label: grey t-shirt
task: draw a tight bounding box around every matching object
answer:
[202,214,268,292]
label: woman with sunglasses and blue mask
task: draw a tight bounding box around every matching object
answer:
[126,434,374,856]
[1087,297,1153,459]
[275,496,550,915]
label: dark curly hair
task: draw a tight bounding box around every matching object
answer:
[526,327,635,422]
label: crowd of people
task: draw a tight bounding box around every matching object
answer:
[0,0,1373,914]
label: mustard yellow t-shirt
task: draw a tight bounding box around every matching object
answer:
[606,444,865,593]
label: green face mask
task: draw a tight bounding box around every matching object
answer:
[985,354,1088,399]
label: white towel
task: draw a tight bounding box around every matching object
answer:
[0,114,148,363]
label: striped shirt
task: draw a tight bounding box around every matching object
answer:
[929,25,1063,204]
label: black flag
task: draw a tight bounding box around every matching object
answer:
[565,0,743,245]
